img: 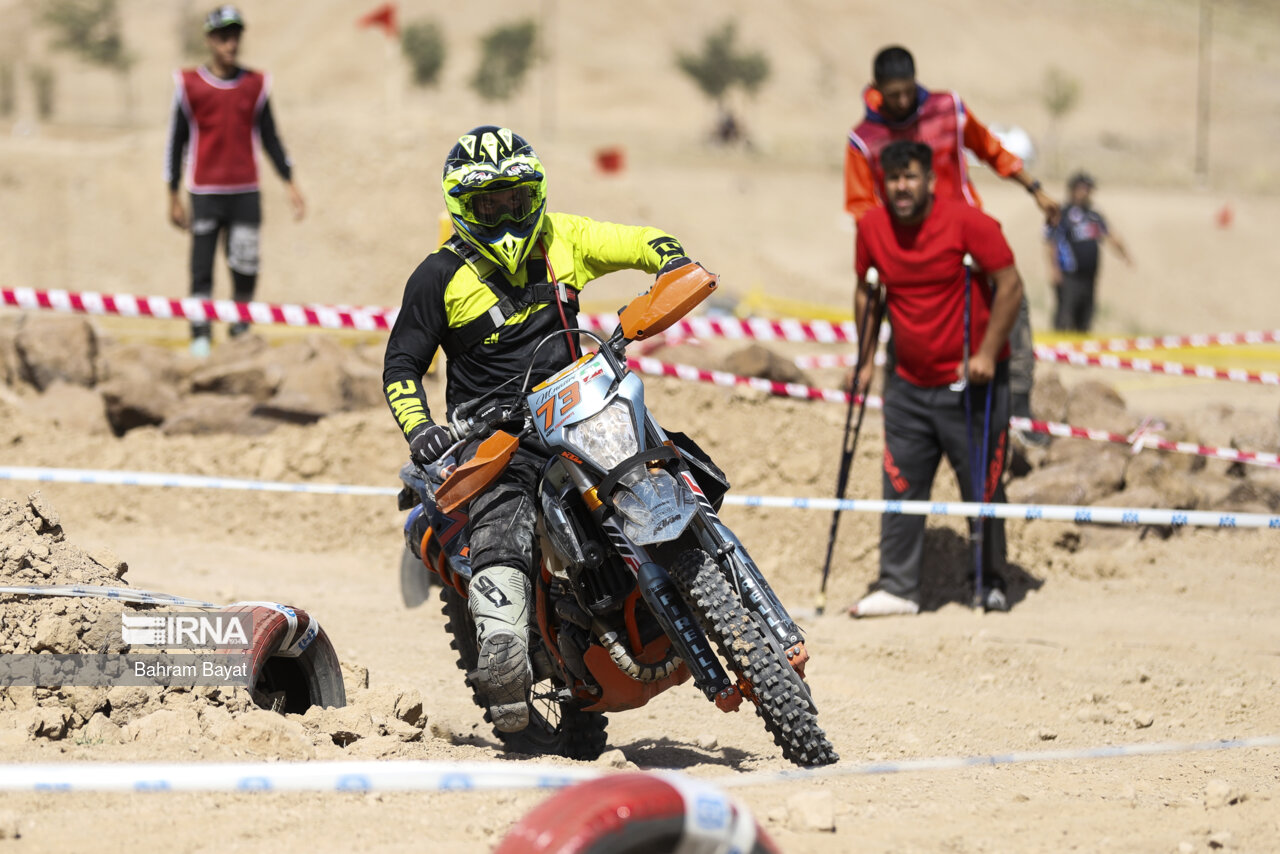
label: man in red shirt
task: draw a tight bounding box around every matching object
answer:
[165,5,306,357]
[846,46,1055,447]
[850,141,1025,616]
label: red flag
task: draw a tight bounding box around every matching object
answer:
[357,3,399,38]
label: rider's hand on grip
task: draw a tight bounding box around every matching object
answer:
[658,255,693,275]
[409,423,453,465]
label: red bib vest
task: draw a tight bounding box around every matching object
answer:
[850,90,977,208]
[176,67,268,193]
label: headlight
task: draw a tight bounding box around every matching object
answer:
[565,402,637,470]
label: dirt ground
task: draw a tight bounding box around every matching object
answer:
[1,0,1279,851]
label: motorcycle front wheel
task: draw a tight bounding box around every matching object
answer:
[671,549,839,767]
[438,584,608,760]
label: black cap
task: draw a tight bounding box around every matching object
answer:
[1068,171,1096,190]
[204,5,245,33]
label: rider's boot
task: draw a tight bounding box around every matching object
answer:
[467,565,533,732]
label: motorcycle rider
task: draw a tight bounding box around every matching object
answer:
[383,126,695,732]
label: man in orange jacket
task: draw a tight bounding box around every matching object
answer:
[845,46,1057,446]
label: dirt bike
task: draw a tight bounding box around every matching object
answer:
[396,263,838,767]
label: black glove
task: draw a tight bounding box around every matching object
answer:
[408,423,453,465]
[659,255,693,275]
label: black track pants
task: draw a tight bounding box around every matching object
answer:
[188,191,261,338]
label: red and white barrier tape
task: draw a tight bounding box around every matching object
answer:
[1057,329,1280,354]
[1033,346,1279,386]
[1010,416,1280,469]
[628,356,1279,469]
[626,356,880,407]
[2,288,395,331]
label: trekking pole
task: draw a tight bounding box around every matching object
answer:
[816,274,884,616]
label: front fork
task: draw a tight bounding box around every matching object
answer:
[677,473,808,668]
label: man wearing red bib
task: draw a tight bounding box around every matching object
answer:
[850,141,1026,617]
[845,46,1056,448]
[165,5,305,357]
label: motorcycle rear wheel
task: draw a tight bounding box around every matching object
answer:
[671,549,839,767]
[438,584,608,760]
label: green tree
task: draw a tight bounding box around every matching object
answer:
[401,19,447,87]
[40,0,132,72]
[676,22,769,144]
[471,19,538,102]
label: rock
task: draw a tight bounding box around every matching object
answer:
[220,709,315,759]
[722,344,812,386]
[381,717,423,743]
[1132,710,1154,729]
[1064,380,1134,435]
[1029,369,1068,423]
[786,790,836,832]
[1008,444,1128,507]
[20,706,69,739]
[99,364,182,433]
[341,358,385,410]
[26,492,62,537]
[80,712,124,745]
[190,358,283,401]
[255,336,348,424]
[1208,830,1234,849]
[127,708,202,742]
[14,315,98,390]
[299,704,373,747]
[340,661,370,691]
[105,686,152,722]
[595,748,632,769]
[695,733,719,751]
[86,546,128,579]
[160,393,265,436]
[31,614,81,652]
[392,689,426,728]
[0,809,19,840]
[1205,779,1241,809]
[26,381,111,435]
[1036,729,1058,741]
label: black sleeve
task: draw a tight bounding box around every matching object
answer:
[383,257,448,441]
[257,97,293,182]
[165,92,189,192]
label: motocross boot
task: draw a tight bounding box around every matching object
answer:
[467,565,533,732]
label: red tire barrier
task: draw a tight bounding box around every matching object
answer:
[493,772,779,854]
[219,603,346,713]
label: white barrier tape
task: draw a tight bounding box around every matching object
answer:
[4,734,1276,793]
[0,466,399,496]
[233,600,300,653]
[715,734,1280,790]
[720,495,1280,529]
[0,584,221,608]
[0,759,600,793]
[3,466,1276,529]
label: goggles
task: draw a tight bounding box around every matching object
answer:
[458,182,543,228]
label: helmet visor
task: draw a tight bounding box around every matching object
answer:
[460,183,543,228]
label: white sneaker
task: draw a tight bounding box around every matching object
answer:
[189,335,211,359]
[850,589,920,618]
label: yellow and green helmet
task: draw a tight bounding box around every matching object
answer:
[442,126,547,275]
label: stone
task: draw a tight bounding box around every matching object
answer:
[79,712,124,745]
[1207,830,1234,849]
[392,689,426,728]
[695,733,719,751]
[1205,779,1240,809]
[21,706,69,740]
[1064,380,1134,435]
[127,708,202,742]
[595,748,632,769]
[26,381,111,435]
[14,315,98,390]
[160,393,264,436]
[190,358,283,401]
[786,790,836,832]
[220,709,316,759]
[722,344,812,386]
[86,546,128,579]
[99,364,182,434]
[1132,710,1155,729]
